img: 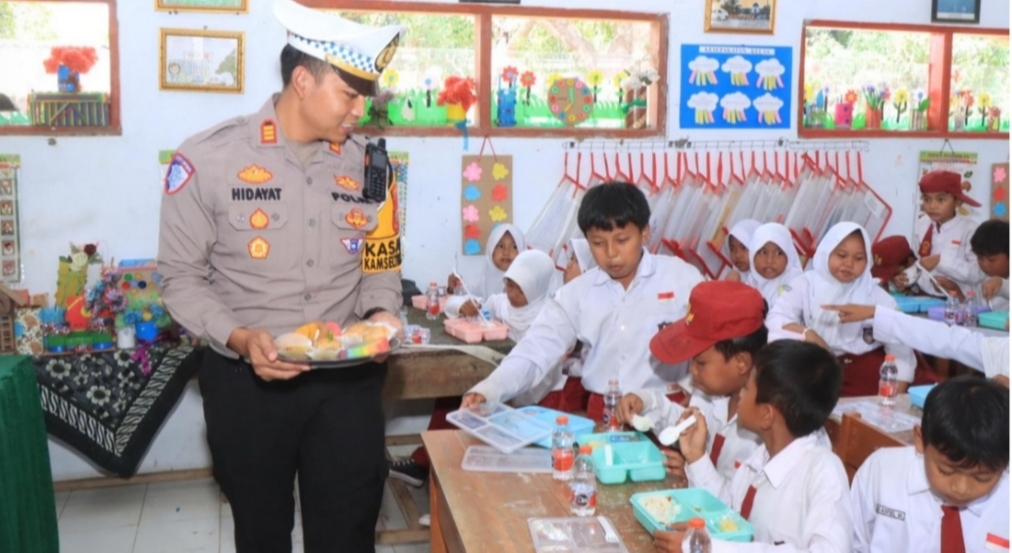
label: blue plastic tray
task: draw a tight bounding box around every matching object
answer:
[927,304,990,321]
[516,406,595,449]
[631,488,754,542]
[908,384,936,409]
[580,432,666,484]
[892,295,945,314]
[980,311,1009,331]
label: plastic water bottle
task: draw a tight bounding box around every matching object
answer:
[603,379,622,432]
[686,517,712,553]
[944,291,961,326]
[878,354,898,407]
[552,416,574,481]
[425,281,439,321]
[963,290,979,328]
[570,445,597,516]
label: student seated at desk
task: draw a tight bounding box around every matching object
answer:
[871,236,920,293]
[851,377,1009,553]
[971,220,1009,312]
[617,281,766,484]
[461,182,706,422]
[723,219,762,283]
[767,222,917,397]
[745,223,804,310]
[444,223,525,318]
[822,303,1009,386]
[654,341,851,553]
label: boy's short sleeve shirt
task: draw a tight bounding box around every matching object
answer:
[913,214,985,293]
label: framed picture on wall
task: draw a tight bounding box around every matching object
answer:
[155,0,248,13]
[931,0,981,24]
[159,29,244,94]
[705,0,776,34]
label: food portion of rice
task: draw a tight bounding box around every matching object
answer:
[639,495,682,524]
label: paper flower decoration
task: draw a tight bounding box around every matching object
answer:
[844,90,859,104]
[995,165,1007,184]
[462,205,480,222]
[491,184,508,202]
[492,162,509,180]
[463,162,483,182]
[587,70,604,87]
[42,46,99,74]
[501,66,519,85]
[547,72,564,90]
[488,205,508,222]
[464,239,481,255]
[464,223,482,239]
[979,93,992,109]
[520,71,536,88]
[381,69,399,88]
[612,70,629,89]
[804,84,814,103]
[893,89,909,105]
[463,184,482,201]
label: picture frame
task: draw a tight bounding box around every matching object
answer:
[931,0,981,24]
[705,0,776,34]
[159,28,244,94]
[155,0,248,13]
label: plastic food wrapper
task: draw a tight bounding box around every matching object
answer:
[527,516,628,553]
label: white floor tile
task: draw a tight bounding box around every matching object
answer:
[132,516,219,553]
[59,485,147,533]
[376,483,407,531]
[140,478,221,525]
[59,525,138,553]
[219,509,234,553]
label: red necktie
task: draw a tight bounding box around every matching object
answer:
[709,434,726,466]
[919,223,935,258]
[740,485,758,520]
[941,506,966,553]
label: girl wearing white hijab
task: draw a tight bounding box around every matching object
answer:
[550,238,599,292]
[766,222,917,396]
[724,219,761,283]
[445,223,526,318]
[745,223,805,309]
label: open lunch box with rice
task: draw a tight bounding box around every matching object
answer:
[273,320,401,368]
[630,488,754,542]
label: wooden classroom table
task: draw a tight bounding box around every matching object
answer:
[424,429,684,553]
[825,394,920,449]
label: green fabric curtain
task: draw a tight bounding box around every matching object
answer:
[0,355,59,553]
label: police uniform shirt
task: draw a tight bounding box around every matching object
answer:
[913,214,985,295]
[468,251,705,403]
[634,388,762,483]
[851,446,1010,553]
[684,433,852,553]
[158,95,401,357]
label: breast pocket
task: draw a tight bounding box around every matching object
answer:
[224,204,291,270]
[325,203,379,270]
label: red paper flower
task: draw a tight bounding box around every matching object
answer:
[844,90,859,104]
[43,46,99,74]
[437,76,478,112]
[491,184,508,202]
[464,223,482,239]
[83,244,97,256]
[501,66,519,85]
[520,71,536,88]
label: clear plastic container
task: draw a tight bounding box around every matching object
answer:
[963,290,979,328]
[570,445,597,516]
[944,291,961,326]
[878,354,898,407]
[552,415,575,481]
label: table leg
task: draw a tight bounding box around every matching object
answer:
[430,472,448,553]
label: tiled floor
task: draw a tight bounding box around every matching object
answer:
[56,472,431,553]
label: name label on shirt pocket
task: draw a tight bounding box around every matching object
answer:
[874,504,906,521]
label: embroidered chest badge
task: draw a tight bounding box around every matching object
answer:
[341,238,364,254]
[335,175,361,191]
[238,165,273,184]
[164,153,194,195]
[345,208,368,229]
[862,326,875,344]
[260,120,277,144]
[248,237,270,260]
[328,142,342,155]
[249,209,269,230]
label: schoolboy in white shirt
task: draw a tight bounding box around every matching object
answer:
[461,182,705,422]
[970,220,1009,311]
[655,341,851,553]
[851,377,1009,553]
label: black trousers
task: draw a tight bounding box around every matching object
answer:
[199,351,388,553]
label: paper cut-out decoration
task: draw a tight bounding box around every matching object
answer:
[688,56,719,86]
[722,56,752,86]
[547,78,594,127]
[492,163,510,180]
[462,205,480,222]
[0,155,21,284]
[491,184,509,202]
[688,92,719,125]
[489,205,508,222]
[754,93,784,125]
[720,92,751,124]
[464,185,482,201]
[992,162,1009,222]
[464,224,482,239]
[755,59,785,91]
[460,154,514,255]
[464,239,481,255]
[463,162,483,182]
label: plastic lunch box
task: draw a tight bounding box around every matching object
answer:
[578,432,666,484]
[630,488,754,542]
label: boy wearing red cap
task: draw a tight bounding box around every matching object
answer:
[911,170,985,297]
[872,235,920,293]
[618,281,766,483]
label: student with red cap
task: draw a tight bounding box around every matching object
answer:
[910,170,985,297]
[871,235,919,293]
[618,280,766,484]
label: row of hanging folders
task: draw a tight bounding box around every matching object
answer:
[527,149,892,280]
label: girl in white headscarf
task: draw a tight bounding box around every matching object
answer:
[550,238,599,292]
[444,223,526,318]
[724,219,761,283]
[766,222,917,396]
[745,223,805,309]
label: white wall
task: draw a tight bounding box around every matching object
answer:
[8,0,1007,479]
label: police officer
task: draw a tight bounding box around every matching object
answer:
[157,1,404,551]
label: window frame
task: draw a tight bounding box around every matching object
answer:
[798,20,1008,139]
[312,0,669,139]
[0,0,121,136]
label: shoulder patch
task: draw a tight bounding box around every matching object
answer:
[165,153,195,195]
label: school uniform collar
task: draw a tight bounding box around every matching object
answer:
[906,449,989,517]
[745,433,820,489]
[592,248,655,287]
[934,216,959,233]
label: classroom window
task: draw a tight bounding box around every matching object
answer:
[799,21,1009,139]
[315,1,667,138]
[0,0,120,135]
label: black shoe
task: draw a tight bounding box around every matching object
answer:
[388,458,427,487]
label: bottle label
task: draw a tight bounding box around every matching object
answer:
[879,381,896,398]
[571,487,597,508]
[553,449,574,471]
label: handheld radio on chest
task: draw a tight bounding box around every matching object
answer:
[363,138,390,203]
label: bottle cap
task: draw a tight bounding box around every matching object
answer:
[884,354,895,361]
[689,517,705,529]
[556,415,569,424]
[579,445,592,454]
[430,281,438,286]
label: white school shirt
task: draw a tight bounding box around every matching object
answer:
[871,307,1009,379]
[468,250,704,403]
[683,433,853,553]
[633,388,761,483]
[766,276,918,383]
[913,214,985,295]
[989,279,1009,312]
[851,446,1010,553]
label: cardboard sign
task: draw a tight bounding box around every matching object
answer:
[991,163,1009,222]
[461,154,514,256]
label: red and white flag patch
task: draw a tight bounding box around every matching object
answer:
[657,291,675,304]
[985,533,1009,552]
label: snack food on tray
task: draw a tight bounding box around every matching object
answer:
[639,495,682,525]
[274,320,397,362]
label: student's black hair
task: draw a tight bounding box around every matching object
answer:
[970,220,1010,258]
[714,300,769,361]
[577,182,651,234]
[280,45,375,95]
[753,340,841,437]
[921,376,1009,472]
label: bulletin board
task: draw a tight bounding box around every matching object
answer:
[461,154,513,256]
[0,154,21,283]
[680,44,792,130]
